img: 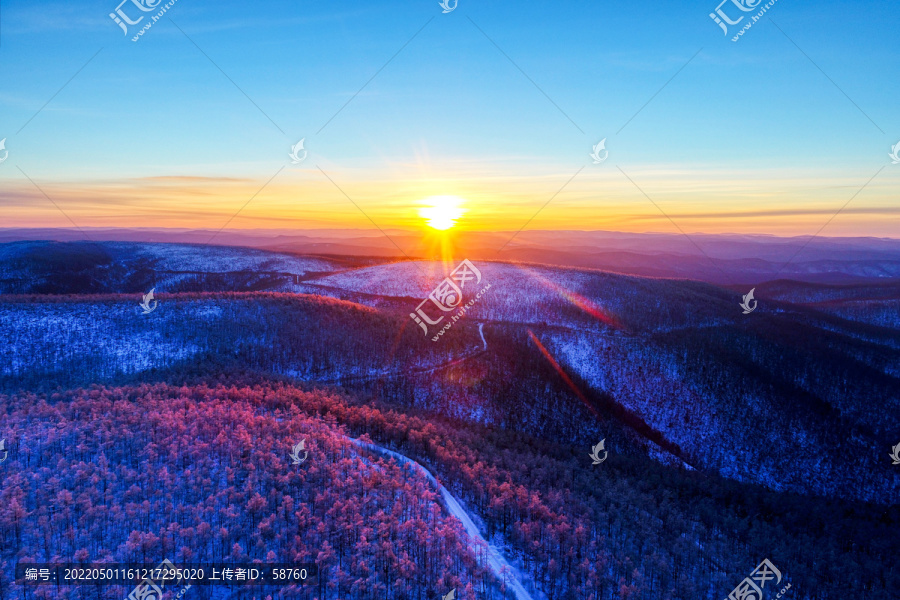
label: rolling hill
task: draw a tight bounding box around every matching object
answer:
[1,240,898,600]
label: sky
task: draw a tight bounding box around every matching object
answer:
[0,0,898,236]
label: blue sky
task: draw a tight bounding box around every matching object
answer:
[0,0,897,234]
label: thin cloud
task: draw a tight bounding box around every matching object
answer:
[135,176,254,184]
[624,206,900,220]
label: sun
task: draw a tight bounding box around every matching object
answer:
[419,195,466,230]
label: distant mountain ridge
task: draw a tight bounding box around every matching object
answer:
[2,227,899,284]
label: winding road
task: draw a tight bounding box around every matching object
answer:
[349,438,539,600]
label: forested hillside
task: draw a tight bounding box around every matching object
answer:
[0,292,479,392]
[0,383,896,600]
[309,260,900,502]
[2,247,898,503]
[0,384,497,600]
[0,241,344,295]
[1,241,898,600]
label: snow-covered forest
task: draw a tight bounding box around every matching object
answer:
[0,241,898,600]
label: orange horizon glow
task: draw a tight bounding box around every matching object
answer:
[1,166,898,238]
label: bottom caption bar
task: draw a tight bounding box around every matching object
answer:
[16,562,319,586]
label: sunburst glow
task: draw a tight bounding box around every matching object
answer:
[419,195,466,230]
